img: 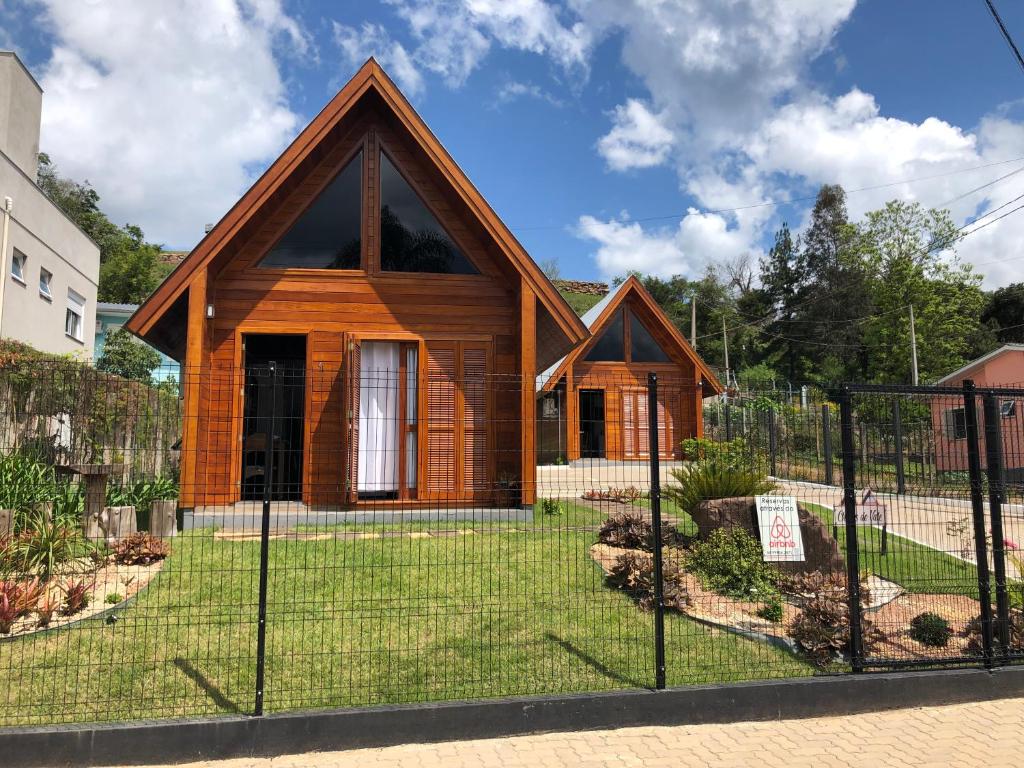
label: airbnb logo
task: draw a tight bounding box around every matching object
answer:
[770,515,792,540]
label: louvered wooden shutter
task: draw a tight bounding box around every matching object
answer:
[426,343,457,498]
[623,392,636,458]
[656,389,677,458]
[345,338,360,504]
[462,346,487,493]
[636,391,650,458]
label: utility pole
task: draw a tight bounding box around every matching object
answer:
[722,316,730,387]
[690,296,697,350]
[909,304,919,386]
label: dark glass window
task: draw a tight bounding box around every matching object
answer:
[380,151,479,274]
[630,312,671,363]
[259,150,362,269]
[584,311,625,361]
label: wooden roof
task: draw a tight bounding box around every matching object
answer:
[537,275,723,396]
[125,58,587,350]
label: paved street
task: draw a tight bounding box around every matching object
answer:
[103,697,1024,768]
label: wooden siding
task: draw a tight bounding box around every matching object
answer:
[185,106,522,507]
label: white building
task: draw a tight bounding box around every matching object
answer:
[0,51,99,357]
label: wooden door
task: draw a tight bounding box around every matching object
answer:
[423,340,491,501]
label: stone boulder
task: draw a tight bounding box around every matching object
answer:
[691,496,844,576]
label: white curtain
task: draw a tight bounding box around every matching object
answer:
[358,342,400,492]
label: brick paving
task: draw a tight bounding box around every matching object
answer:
[106,696,1024,768]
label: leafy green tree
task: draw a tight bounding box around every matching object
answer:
[982,283,1024,343]
[97,329,162,383]
[36,153,166,303]
[858,200,985,383]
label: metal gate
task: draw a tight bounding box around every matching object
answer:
[837,381,1024,670]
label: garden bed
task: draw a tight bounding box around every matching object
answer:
[0,558,164,639]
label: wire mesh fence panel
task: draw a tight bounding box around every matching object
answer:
[5,358,1023,729]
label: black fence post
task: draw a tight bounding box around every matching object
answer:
[982,393,1011,657]
[838,386,864,673]
[962,380,995,669]
[254,360,277,716]
[892,400,906,495]
[768,407,778,477]
[823,403,834,486]
[647,372,666,691]
[724,399,733,442]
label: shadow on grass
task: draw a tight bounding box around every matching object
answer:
[173,658,245,714]
[544,632,646,688]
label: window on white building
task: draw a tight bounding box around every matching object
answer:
[11,249,26,283]
[65,289,85,342]
[39,268,52,299]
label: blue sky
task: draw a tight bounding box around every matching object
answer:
[4,1,1024,286]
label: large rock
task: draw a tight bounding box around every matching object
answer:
[692,496,844,576]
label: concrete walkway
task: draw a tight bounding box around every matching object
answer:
[102,696,1024,768]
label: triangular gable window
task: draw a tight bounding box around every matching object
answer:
[259,150,362,269]
[380,151,479,274]
[630,312,672,363]
[584,310,625,362]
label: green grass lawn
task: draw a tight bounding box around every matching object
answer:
[805,503,979,596]
[0,502,811,727]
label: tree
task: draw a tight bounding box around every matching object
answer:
[540,258,561,280]
[796,185,871,382]
[982,283,1024,343]
[97,329,162,383]
[759,223,805,381]
[36,153,167,303]
[858,200,985,383]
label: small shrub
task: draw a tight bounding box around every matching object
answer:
[61,578,91,616]
[0,578,43,633]
[105,593,124,605]
[963,611,1024,655]
[787,573,883,667]
[35,592,58,628]
[756,595,784,623]
[664,462,775,515]
[598,512,677,552]
[541,498,565,516]
[112,533,171,565]
[606,551,688,612]
[583,486,643,503]
[686,527,780,602]
[909,612,953,648]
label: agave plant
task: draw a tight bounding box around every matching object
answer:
[664,460,776,515]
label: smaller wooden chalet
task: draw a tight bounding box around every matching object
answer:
[536,277,722,462]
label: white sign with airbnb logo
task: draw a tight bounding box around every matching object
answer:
[755,495,805,562]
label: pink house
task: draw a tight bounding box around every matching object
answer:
[930,344,1024,478]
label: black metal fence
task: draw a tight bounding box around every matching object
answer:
[0,361,1021,729]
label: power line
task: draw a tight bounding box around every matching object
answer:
[984,0,1024,75]
[513,155,1024,232]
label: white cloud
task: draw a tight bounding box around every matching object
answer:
[597,99,674,171]
[35,0,307,247]
[332,22,425,96]
[577,210,754,281]
[494,80,563,108]
[379,0,590,87]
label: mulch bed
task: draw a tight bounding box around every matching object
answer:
[590,543,983,661]
[1,559,164,639]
